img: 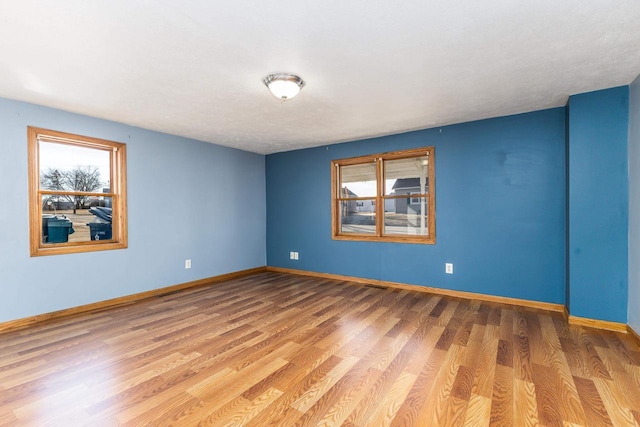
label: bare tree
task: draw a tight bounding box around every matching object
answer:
[41,168,70,212]
[41,166,102,213]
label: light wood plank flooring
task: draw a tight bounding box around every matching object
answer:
[1,272,639,426]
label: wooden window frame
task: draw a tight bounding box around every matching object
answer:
[28,127,128,256]
[331,146,436,244]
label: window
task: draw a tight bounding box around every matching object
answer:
[28,127,128,256]
[331,147,435,244]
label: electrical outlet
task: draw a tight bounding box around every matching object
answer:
[445,263,453,274]
[294,252,299,260]
[185,259,191,269]
[290,251,299,260]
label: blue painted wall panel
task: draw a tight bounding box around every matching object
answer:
[267,108,566,304]
[627,75,640,332]
[568,87,629,323]
[3,87,632,324]
[0,98,266,323]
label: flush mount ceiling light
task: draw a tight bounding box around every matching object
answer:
[263,73,305,100]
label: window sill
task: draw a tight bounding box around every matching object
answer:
[332,234,435,245]
[31,241,128,257]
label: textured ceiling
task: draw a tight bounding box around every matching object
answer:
[1,1,639,154]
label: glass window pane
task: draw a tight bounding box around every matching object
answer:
[383,197,428,236]
[39,141,111,192]
[41,195,113,243]
[339,200,376,234]
[339,162,377,198]
[384,156,429,196]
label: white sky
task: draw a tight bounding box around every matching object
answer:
[39,141,110,186]
[343,179,398,197]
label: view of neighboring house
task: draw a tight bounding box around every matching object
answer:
[340,187,358,215]
[343,183,430,214]
[340,187,375,213]
[392,178,427,214]
[354,199,375,213]
[384,198,396,212]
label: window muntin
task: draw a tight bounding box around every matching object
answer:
[332,147,435,244]
[28,127,127,256]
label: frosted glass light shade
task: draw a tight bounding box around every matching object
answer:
[263,73,305,100]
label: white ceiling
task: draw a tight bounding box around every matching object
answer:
[1,1,639,154]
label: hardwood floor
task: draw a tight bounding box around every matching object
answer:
[0,272,639,426]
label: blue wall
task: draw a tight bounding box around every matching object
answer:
[0,97,266,323]
[567,87,629,323]
[267,109,567,304]
[2,86,633,325]
[628,75,640,333]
